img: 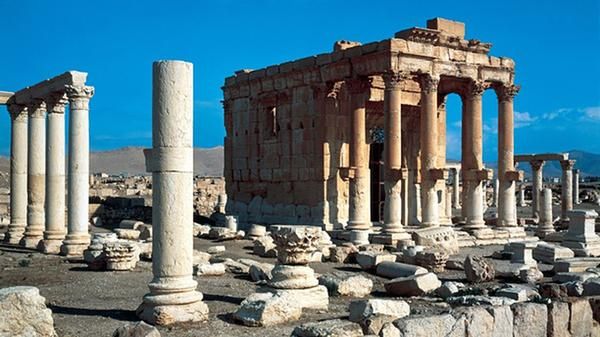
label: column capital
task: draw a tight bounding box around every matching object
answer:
[27,99,47,118]
[66,85,94,110]
[530,159,545,170]
[466,80,489,98]
[494,83,520,102]
[326,81,343,99]
[418,73,440,94]
[560,159,575,170]
[345,77,370,95]
[7,103,28,121]
[45,92,69,114]
[382,70,410,90]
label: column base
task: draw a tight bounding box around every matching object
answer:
[137,291,208,326]
[38,239,65,254]
[19,234,44,249]
[536,226,555,239]
[60,234,91,257]
[349,230,370,246]
[462,220,486,231]
[496,226,526,239]
[4,225,26,244]
[371,231,411,245]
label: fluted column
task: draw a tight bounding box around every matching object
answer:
[573,169,580,204]
[560,159,574,223]
[40,93,68,254]
[496,83,520,227]
[346,77,371,238]
[419,74,440,227]
[4,104,28,244]
[137,60,208,325]
[21,100,47,248]
[61,85,94,257]
[380,70,410,243]
[530,160,544,218]
[462,81,487,230]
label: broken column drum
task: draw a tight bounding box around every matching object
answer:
[137,60,209,325]
[40,93,68,254]
[4,104,28,244]
[61,85,94,257]
[20,100,47,249]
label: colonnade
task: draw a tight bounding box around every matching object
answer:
[346,70,521,244]
[3,72,93,256]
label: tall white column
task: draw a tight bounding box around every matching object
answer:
[536,188,554,237]
[137,60,208,325]
[530,160,544,218]
[518,183,526,207]
[40,93,68,254]
[4,104,28,244]
[61,86,94,257]
[560,159,574,223]
[21,100,46,249]
[419,74,440,227]
[573,169,580,204]
[451,168,461,209]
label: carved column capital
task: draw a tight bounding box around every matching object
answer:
[530,160,545,171]
[494,83,520,102]
[46,92,69,114]
[418,74,440,94]
[326,81,343,99]
[27,99,47,118]
[560,159,575,171]
[7,103,28,122]
[466,80,489,98]
[66,85,94,110]
[382,70,410,90]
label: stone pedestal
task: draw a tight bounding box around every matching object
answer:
[5,104,28,244]
[562,209,600,257]
[234,226,328,326]
[21,101,47,249]
[61,85,94,257]
[137,61,208,325]
[40,94,68,254]
[536,188,554,238]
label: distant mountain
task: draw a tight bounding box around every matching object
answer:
[0,146,224,180]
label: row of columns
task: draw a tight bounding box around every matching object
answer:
[4,85,93,256]
[346,71,521,243]
[528,159,575,223]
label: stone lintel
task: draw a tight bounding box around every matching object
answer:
[514,153,569,162]
[14,71,88,104]
[427,17,466,38]
[0,91,14,105]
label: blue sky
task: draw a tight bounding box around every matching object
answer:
[0,0,598,162]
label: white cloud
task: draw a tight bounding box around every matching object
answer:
[514,111,537,128]
[583,106,600,120]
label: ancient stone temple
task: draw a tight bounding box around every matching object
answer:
[222,18,521,238]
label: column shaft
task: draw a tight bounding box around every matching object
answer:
[137,60,208,325]
[5,104,28,244]
[560,160,574,222]
[419,74,439,227]
[61,86,94,256]
[346,78,371,233]
[573,169,580,204]
[452,168,460,209]
[21,101,46,248]
[462,81,486,229]
[496,84,519,227]
[531,160,544,218]
[40,94,68,254]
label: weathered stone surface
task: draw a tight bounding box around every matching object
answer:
[104,241,139,271]
[329,245,357,263]
[112,321,160,337]
[547,301,570,337]
[356,252,396,270]
[584,277,600,296]
[248,263,275,282]
[114,228,141,240]
[415,250,449,273]
[452,306,494,337]
[512,302,547,337]
[464,255,495,283]
[446,295,516,306]
[291,319,363,337]
[359,314,397,335]
[486,305,513,337]
[384,272,441,297]
[319,273,373,297]
[192,222,210,237]
[569,298,593,337]
[119,220,144,230]
[533,242,574,264]
[271,226,322,264]
[495,287,528,301]
[375,261,428,279]
[268,264,318,289]
[518,267,544,284]
[207,245,226,254]
[233,286,328,327]
[392,314,464,337]
[436,281,464,299]
[348,299,409,323]
[412,226,459,254]
[194,263,226,276]
[0,286,57,337]
[253,235,278,257]
[192,250,211,265]
[554,257,600,273]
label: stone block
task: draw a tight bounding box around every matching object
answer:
[512,302,547,337]
[194,263,226,276]
[533,242,575,264]
[548,301,570,337]
[427,17,465,38]
[348,299,410,323]
[318,273,373,297]
[291,319,363,337]
[248,263,274,282]
[329,245,357,263]
[452,306,494,337]
[569,298,593,337]
[356,252,396,270]
[412,226,459,254]
[486,305,514,337]
[384,272,441,297]
[375,261,428,279]
[464,255,495,283]
[392,313,464,337]
[112,321,160,337]
[0,286,57,337]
